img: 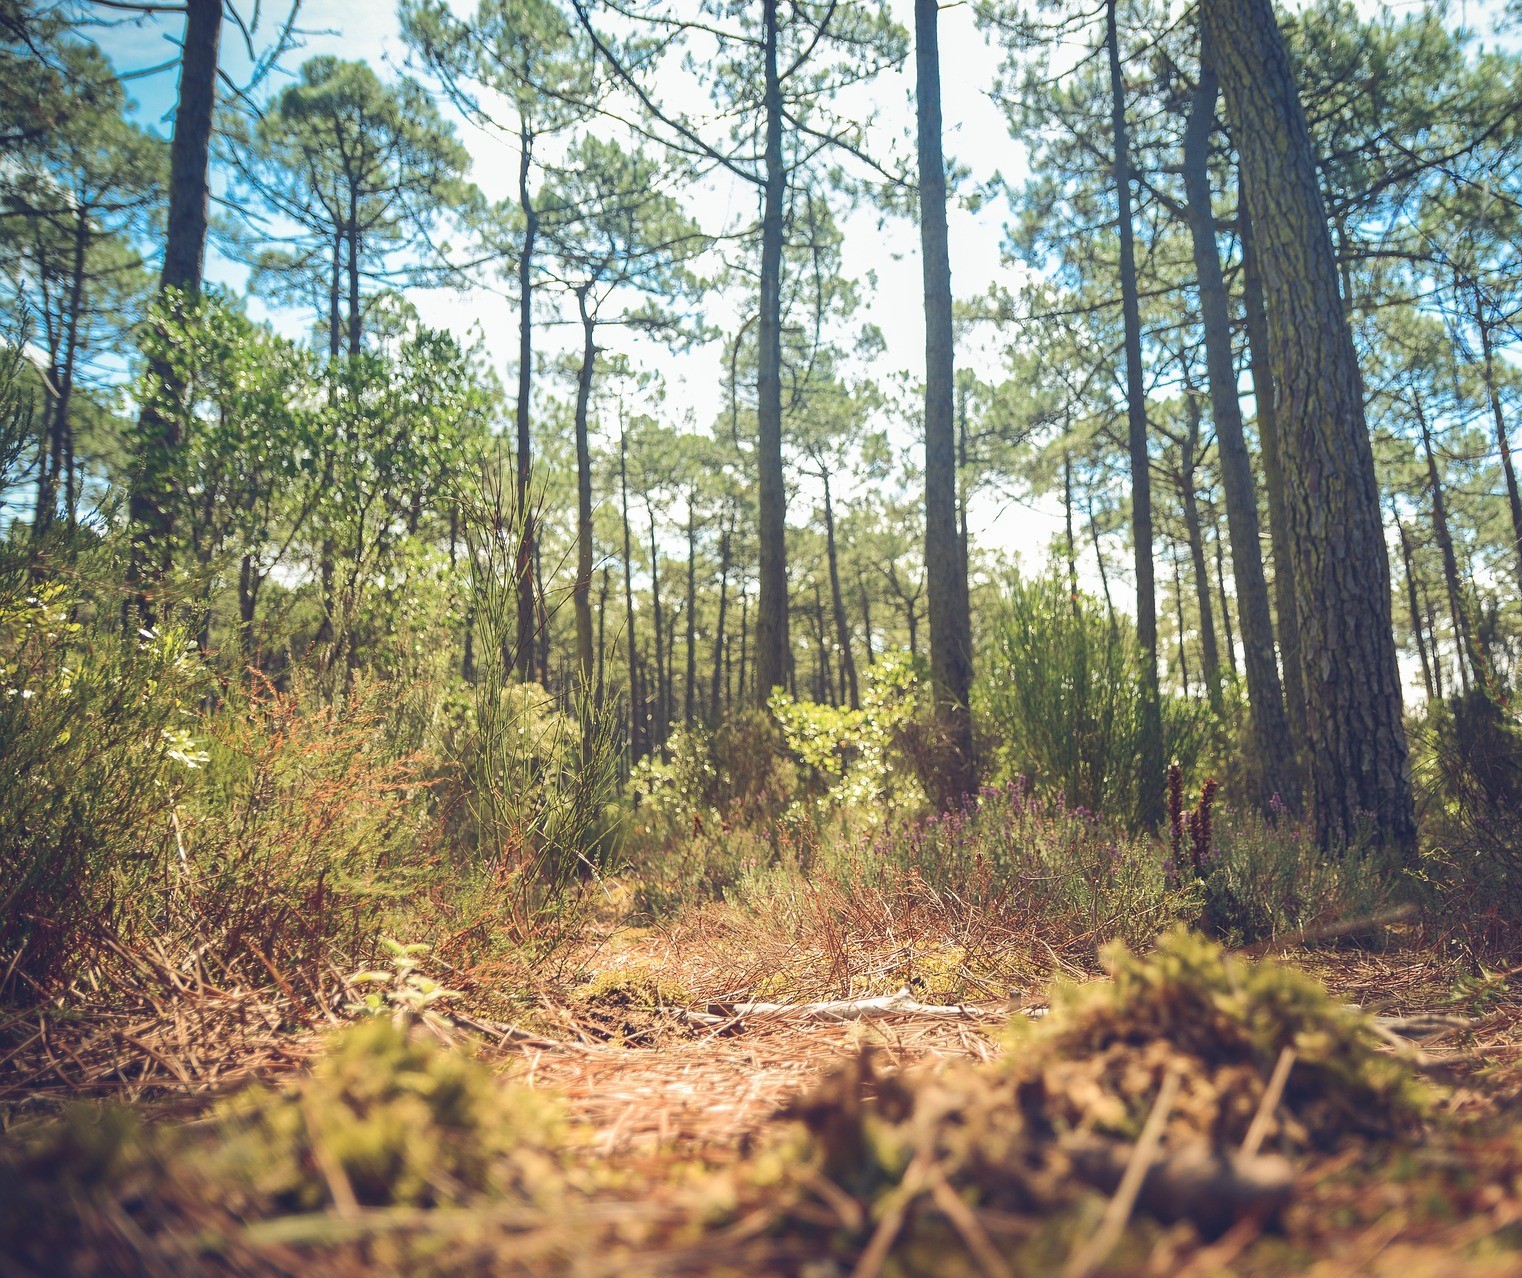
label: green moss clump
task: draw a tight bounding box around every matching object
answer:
[211,1018,565,1212]
[572,965,691,1010]
[1004,927,1426,1147]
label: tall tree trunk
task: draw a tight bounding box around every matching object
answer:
[684,495,698,725]
[37,207,88,537]
[1417,397,1484,690]
[1171,543,1192,697]
[857,568,876,666]
[1089,500,1117,626]
[754,0,790,703]
[737,581,750,710]
[1212,519,1238,677]
[620,418,643,761]
[1177,415,1222,711]
[1107,0,1163,822]
[821,472,860,709]
[1205,0,1415,853]
[329,231,343,357]
[916,0,976,800]
[596,566,609,708]
[573,291,596,704]
[1063,450,1080,608]
[710,515,731,722]
[1183,43,1296,805]
[127,0,221,621]
[1241,196,1306,746]
[1392,506,1436,704]
[1475,297,1522,602]
[346,186,362,355]
[811,577,833,704]
[515,123,539,681]
[646,497,667,755]
[956,375,971,610]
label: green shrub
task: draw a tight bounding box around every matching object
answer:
[979,569,1211,828]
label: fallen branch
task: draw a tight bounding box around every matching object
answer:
[687,988,1008,1027]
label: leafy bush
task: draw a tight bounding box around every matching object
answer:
[980,569,1212,828]
[0,571,208,997]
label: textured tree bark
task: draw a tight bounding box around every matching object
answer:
[917,0,976,801]
[1182,43,1296,806]
[1239,198,1307,748]
[514,125,540,682]
[127,0,221,621]
[1204,0,1415,853]
[822,472,860,710]
[1106,0,1163,821]
[754,0,790,704]
[573,291,596,711]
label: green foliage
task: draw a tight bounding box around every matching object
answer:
[980,569,1212,828]
[216,1020,563,1212]
[0,569,207,995]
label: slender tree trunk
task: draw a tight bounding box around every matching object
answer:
[1183,43,1295,805]
[1212,520,1237,677]
[37,208,88,537]
[620,417,642,761]
[646,497,667,754]
[710,515,731,722]
[811,577,833,704]
[596,566,609,709]
[1241,198,1306,746]
[127,0,221,620]
[1393,506,1436,704]
[329,232,343,357]
[737,581,750,710]
[957,375,971,610]
[515,123,539,682]
[1171,544,1192,697]
[573,291,596,705]
[916,0,976,800]
[1475,301,1522,602]
[1178,434,1222,711]
[1089,500,1117,626]
[685,496,698,725]
[1063,450,1080,608]
[238,553,260,667]
[821,472,860,709]
[1205,0,1415,853]
[754,0,790,703]
[1107,0,1163,821]
[857,569,876,666]
[346,187,362,355]
[1417,397,1484,690]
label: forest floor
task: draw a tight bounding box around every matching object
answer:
[4,903,1522,1276]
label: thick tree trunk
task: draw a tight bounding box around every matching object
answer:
[1182,46,1296,805]
[1205,0,1415,853]
[127,0,221,621]
[1240,199,1307,747]
[754,0,790,704]
[821,472,860,709]
[515,125,539,682]
[917,0,976,800]
[1107,0,1163,821]
[573,292,596,727]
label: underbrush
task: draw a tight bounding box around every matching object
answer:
[6,931,1508,1278]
